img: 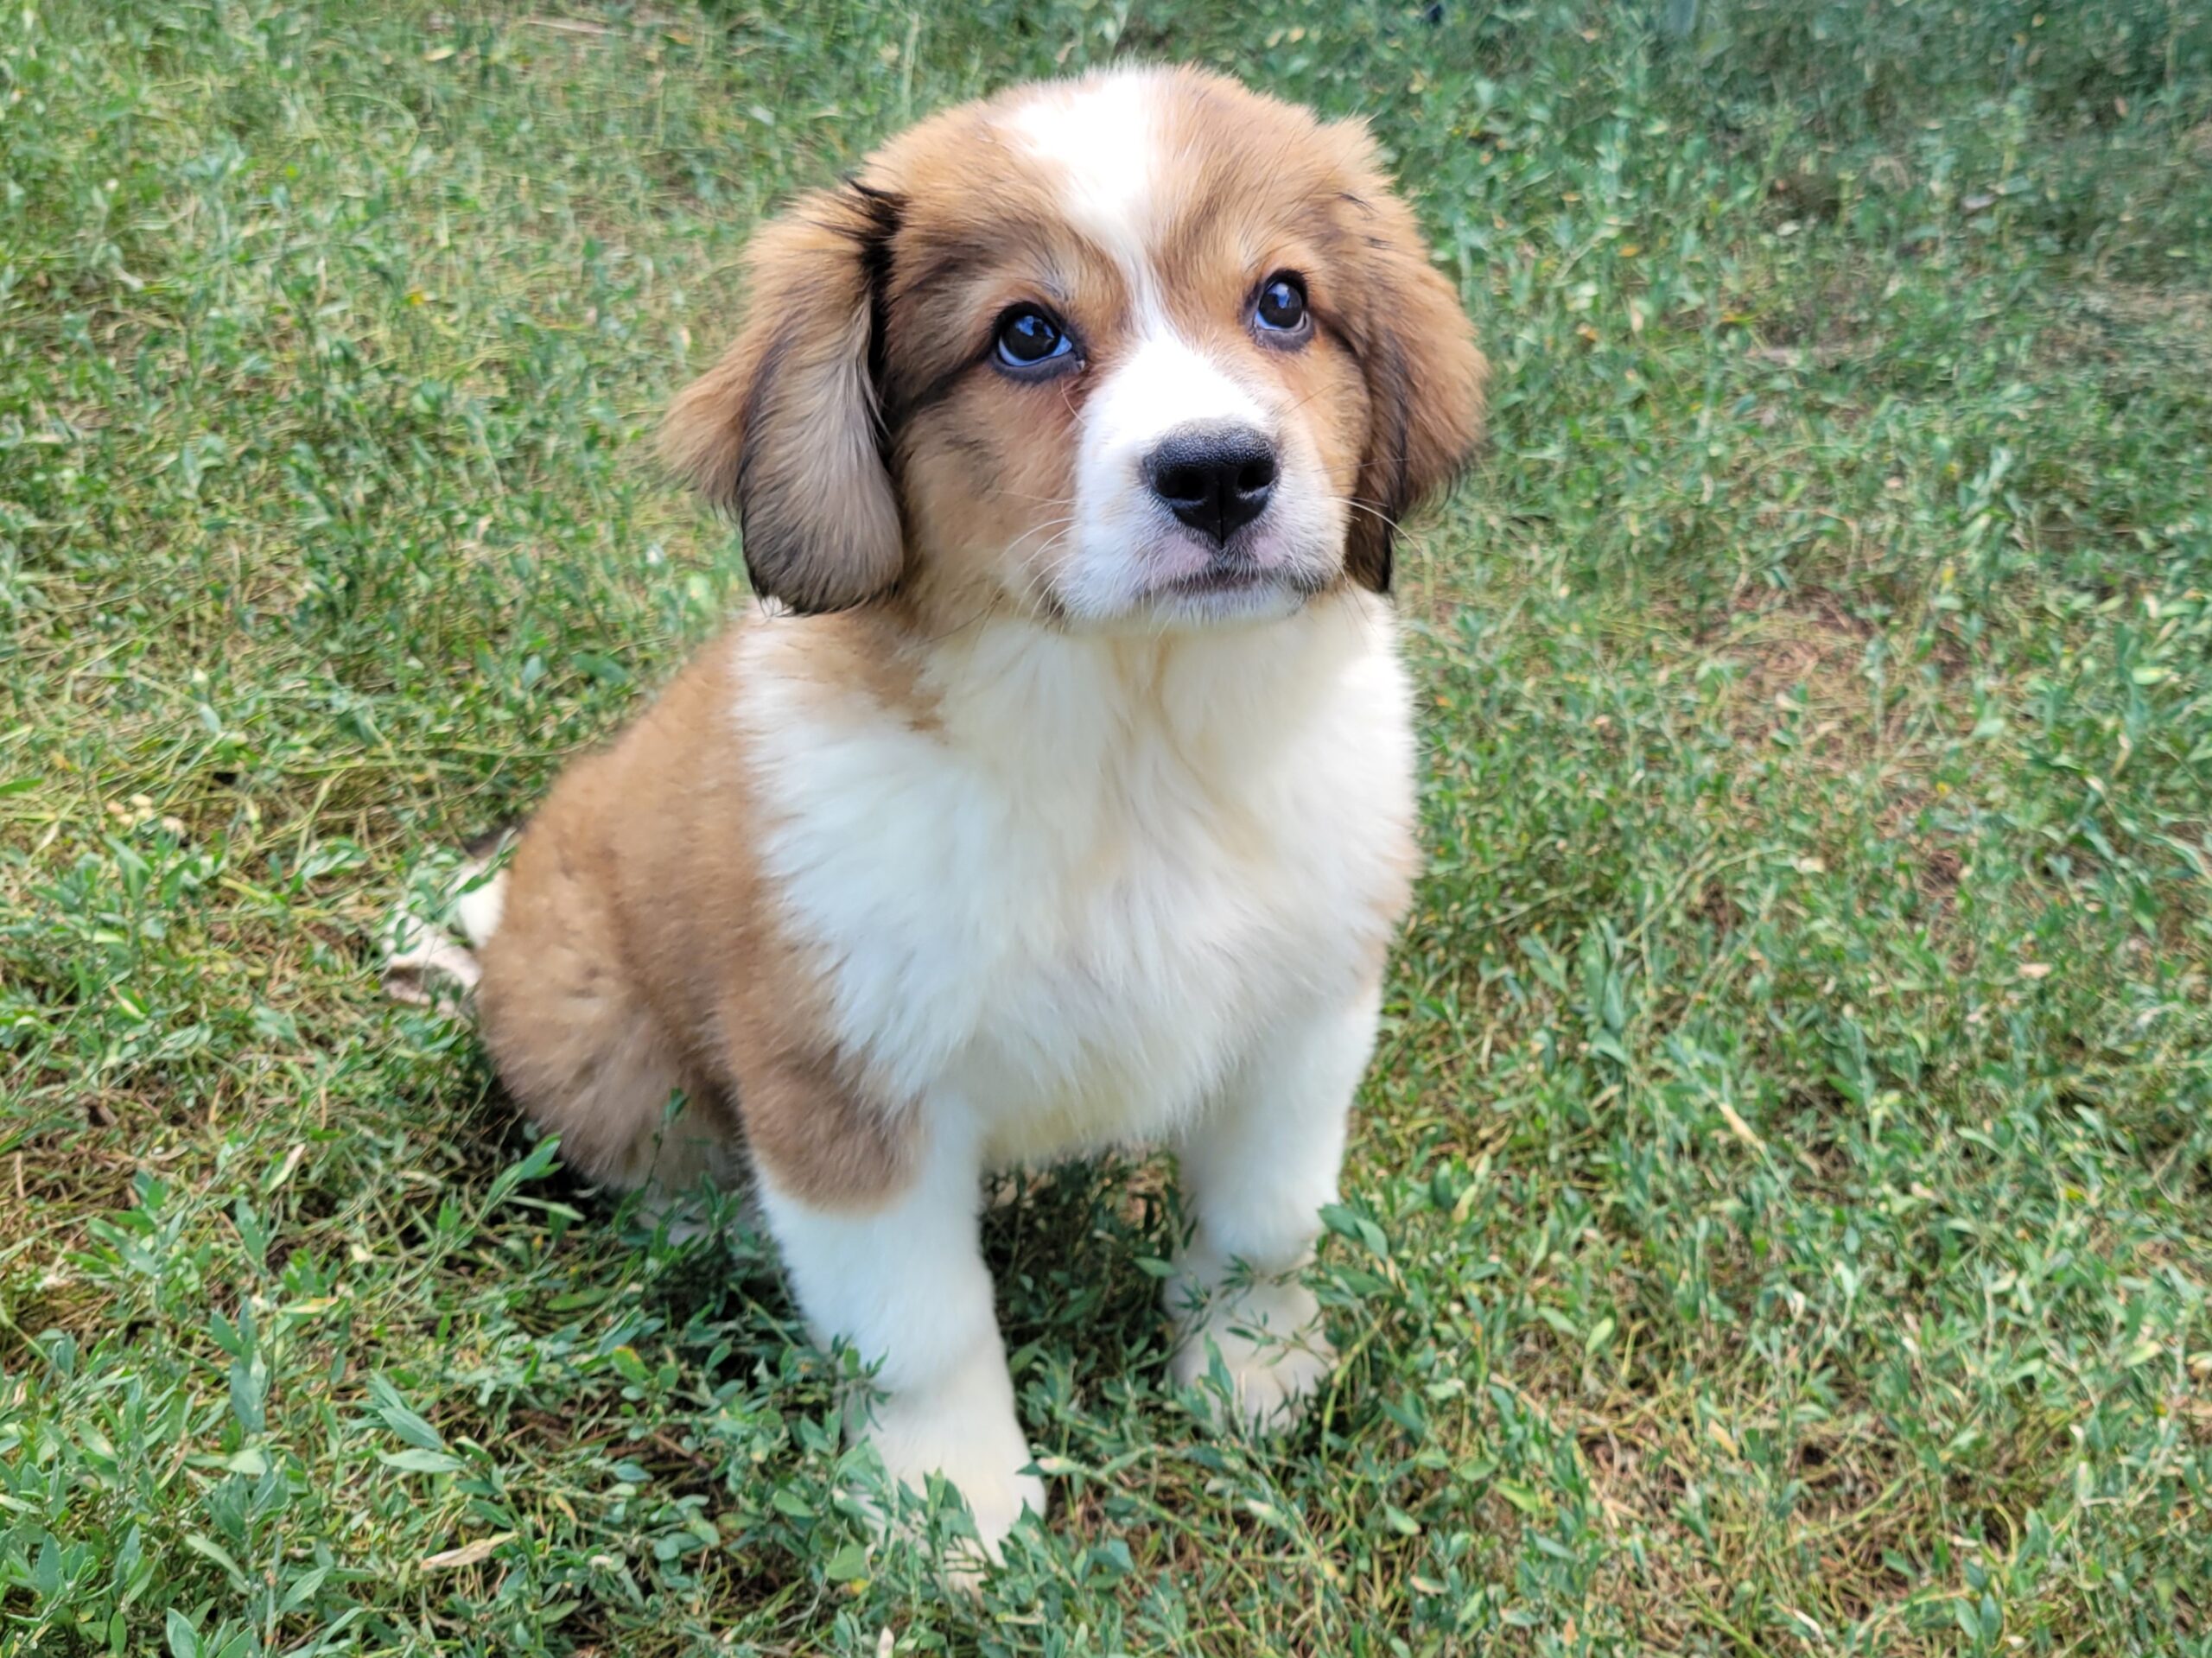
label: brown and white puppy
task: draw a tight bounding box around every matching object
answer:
[462,65,1483,1564]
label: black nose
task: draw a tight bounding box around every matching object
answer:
[1144,424,1279,545]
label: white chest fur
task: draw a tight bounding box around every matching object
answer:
[738,594,1416,1168]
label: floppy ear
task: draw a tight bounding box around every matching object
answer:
[661,182,906,613]
[1332,128,1488,593]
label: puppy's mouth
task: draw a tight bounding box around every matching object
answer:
[1162,560,1276,597]
[1141,551,1327,615]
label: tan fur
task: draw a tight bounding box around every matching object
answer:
[661,190,908,614]
[476,67,1482,1212]
[476,626,919,1207]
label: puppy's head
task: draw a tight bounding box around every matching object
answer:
[664,67,1485,627]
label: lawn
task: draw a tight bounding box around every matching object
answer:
[3,1,2211,1653]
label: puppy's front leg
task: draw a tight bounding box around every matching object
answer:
[754,1116,1044,1566]
[1166,983,1382,1429]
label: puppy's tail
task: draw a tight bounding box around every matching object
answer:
[450,858,510,950]
[381,832,515,1011]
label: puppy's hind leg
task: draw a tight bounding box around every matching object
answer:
[473,835,741,1209]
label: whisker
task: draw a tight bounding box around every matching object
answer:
[1318,492,1407,533]
[999,514,1079,556]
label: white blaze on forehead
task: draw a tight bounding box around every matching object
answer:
[1096,330,1269,436]
[1005,69,1167,291]
[1006,70,1271,444]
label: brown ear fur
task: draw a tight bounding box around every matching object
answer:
[1332,126,1488,593]
[661,182,906,613]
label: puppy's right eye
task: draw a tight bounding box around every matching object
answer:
[994,306,1075,372]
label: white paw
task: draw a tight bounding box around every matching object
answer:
[1168,1276,1335,1432]
[848,1351,1045,1583]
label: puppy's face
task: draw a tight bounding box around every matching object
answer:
[665,68,1485,630]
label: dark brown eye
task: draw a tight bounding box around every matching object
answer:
[994,306,1074,370]
[1254,274,1308,337]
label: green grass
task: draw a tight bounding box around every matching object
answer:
[3,0,2211,1652]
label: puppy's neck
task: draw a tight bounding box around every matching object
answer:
[896,588,1386,785]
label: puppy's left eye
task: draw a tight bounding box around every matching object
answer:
[1253,273,1309,338]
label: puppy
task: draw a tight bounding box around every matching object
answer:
[466,65,1484,1563]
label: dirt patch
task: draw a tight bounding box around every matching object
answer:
[1699,586,1886,769]
[1677,583,1982,914]
[2042,283,2212,384]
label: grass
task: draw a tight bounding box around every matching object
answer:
[3,0,2211,1652]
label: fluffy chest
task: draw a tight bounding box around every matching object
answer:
[740,607,1416,1161]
